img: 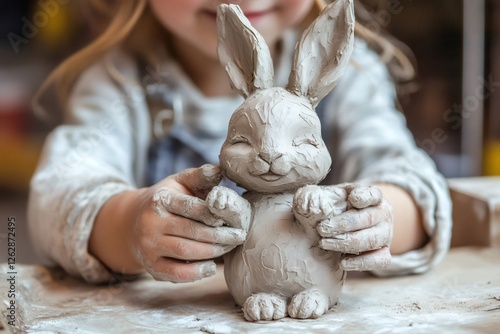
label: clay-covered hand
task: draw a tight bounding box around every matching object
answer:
[317,184,393,271]
[132,164,246,283]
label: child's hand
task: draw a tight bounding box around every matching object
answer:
[133,164,246,283]
[316,184,393,271]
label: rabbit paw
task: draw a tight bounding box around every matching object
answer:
[207,186,251,231]
[243,293,287,321]
[293,185,348,225]
[288,289,329,319]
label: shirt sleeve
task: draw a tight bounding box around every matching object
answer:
[28,51,150,283]
[322,39,452,276]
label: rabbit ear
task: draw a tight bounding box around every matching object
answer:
[287,0,355,107]
[217,4,274,98]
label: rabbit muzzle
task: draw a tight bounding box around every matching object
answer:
[249,151,292,178]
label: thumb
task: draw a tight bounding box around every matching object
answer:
[348,185,383,209]
[336,183,383,209]
[175,164,223,199]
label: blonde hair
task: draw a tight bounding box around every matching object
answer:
[34,0,151,120]
[35,0,414,119]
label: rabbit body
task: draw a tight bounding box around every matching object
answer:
[207,89,348,320]
[223,191,345,308]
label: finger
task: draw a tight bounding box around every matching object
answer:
[147,258,217,283]
[340,246,391,271]
[164,216,246,245]
[158,235,237,261]
[319,219,392,253]
[154,188,224,226]
[175,164,222,199]
[317,202,391,236]
[348,186,383,209]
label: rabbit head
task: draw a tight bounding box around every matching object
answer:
[220,87,331,193]
[217,0,355,193]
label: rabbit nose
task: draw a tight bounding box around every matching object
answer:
[256,150,292,176]
[259,151,282,164]
[271,159,292,175]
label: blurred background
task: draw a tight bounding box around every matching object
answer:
[0,0,499,264]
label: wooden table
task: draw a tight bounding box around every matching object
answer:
[1,247,499,333]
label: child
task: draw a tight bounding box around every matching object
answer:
[29,0,452,284]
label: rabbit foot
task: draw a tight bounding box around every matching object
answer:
[207,186,251,231]
[243,293,287,321]
[293,185,348,227]
[287,289,329,319]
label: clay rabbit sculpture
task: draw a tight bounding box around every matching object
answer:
[206,0,355,321]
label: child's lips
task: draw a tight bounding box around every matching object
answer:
[204,8,275,22]
[243,9,275,21]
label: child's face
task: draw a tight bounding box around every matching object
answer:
[149,0,315,59]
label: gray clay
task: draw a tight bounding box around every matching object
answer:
[207,0,355,321]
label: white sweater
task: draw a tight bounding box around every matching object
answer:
[28,35,452,283]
